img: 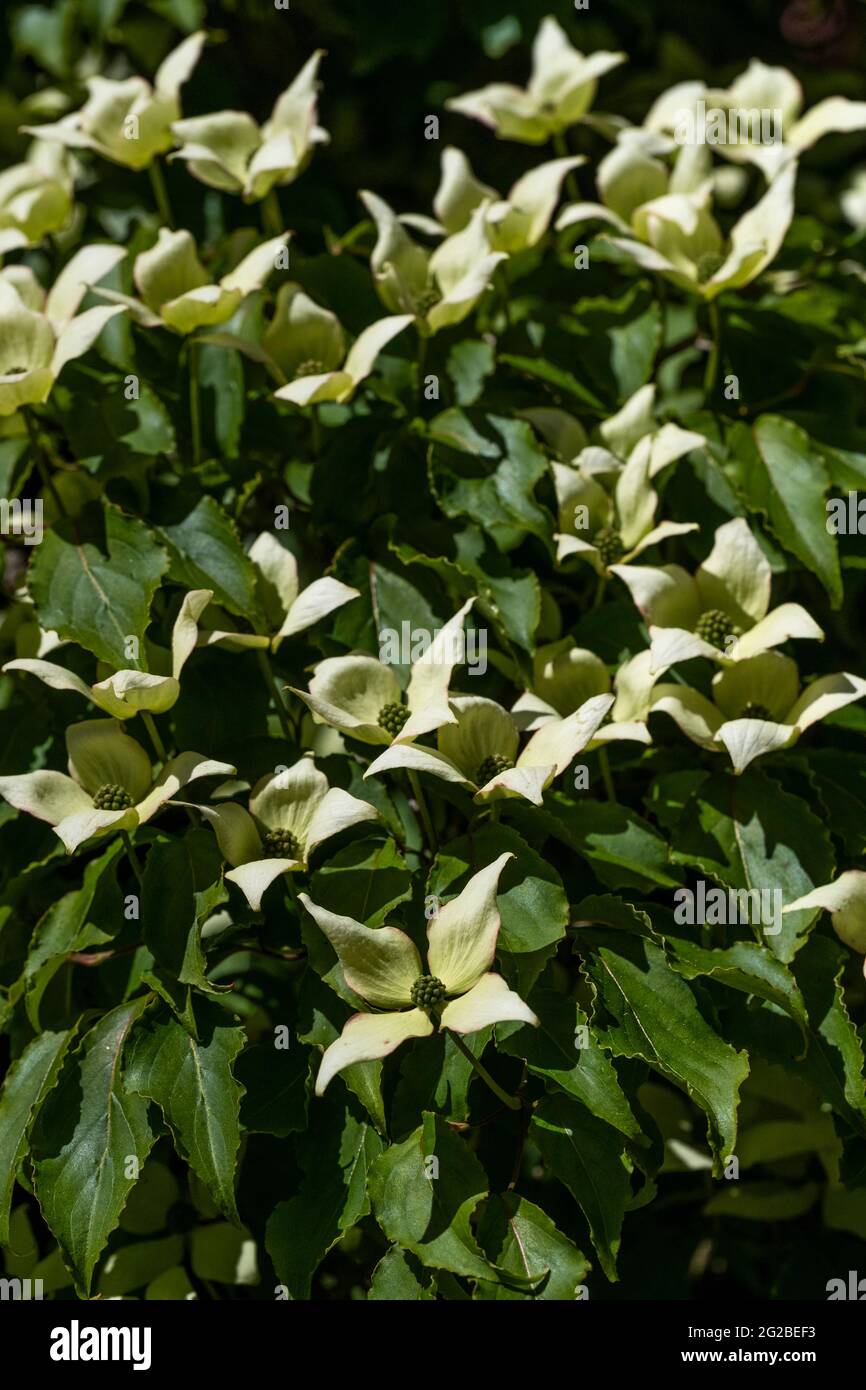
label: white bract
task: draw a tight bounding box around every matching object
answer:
[650,650,866,773]
[446,16,625,144]
[195,532,358,653]
[3,590,212,718]
[170,51,328,200]
[292,599,475,746]
[546,384,702,570]
[557,131,796,299]
[363,691,613,805]
[0,718,234,852]
[645,60,866,179]
[300,853,538,1095]
[0,142,73,255]
[188,755,378,911]
[783,872,866,963]
[511,639,659,748]
[612,517,823,670]
[98,229,289,336]
[0,245,126,416]
[22,32,205,171]
[360,190,507,335]
[424,146,584,253]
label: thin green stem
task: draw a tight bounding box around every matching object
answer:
[444,1026,521,1111]
[24,409,67,519]
[141,711,168,764]
[148,159,174,228]
[552,131,580,200]
[703,298,721,398]
[592,572,608,609]
[256,648,294,743]
[261,189,283,238]
[408,769,437,853]
[122,832,145,889]
[188,339,202,467]
[598,746,617,804]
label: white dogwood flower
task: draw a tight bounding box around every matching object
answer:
[300,853,538,1095]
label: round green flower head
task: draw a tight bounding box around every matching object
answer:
[410,975,447,1011]
[476,753,516,785]
[695,608,735,649]
[378,701,409,736]
[262,828,301,858]
[92,783,134,811]
[741,702,771,721]
[593,525,625,567]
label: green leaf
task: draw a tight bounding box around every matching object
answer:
[29,506,169,668]
[579,922,750,1171]
[0,1029,75,1243]
[126,1000,246,1223]
[663,934,809,1043]
[391,1027,493,1136]
[369,1246,436,1300]
[236,1043,309,1137]
[310,837,412,928]
[499,969,643,1141]
[747,416,841,607]
[20,839,122,1029]
[446,338,495,406]
[158,495,259,619]
[704,1181,820,1222]
[141,838,210,991]
[31,999,156,1296]
[428,412,553,550]
[266,1096,382,1298]
[668,768,835,962]
[531,1092,631,1281]
[475,1193,590,1300]
[368,1111,522,1285]
[511,793,682,891]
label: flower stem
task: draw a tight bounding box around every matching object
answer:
[592,572,608,609]
[598,746,617,803]
[261,189,283,238]
[703,298,721,398]
[256,648,295,743]
[408,769,437,852]
[141,711,168,764]
[552,131,580,200]
[445,1027,521,1111]
[122,831,145,889]
[24,409,67,520]
[148,159,174,228]
[188,339,202,467]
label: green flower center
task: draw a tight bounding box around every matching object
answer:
[476,753,515,786]
[413,285,440,315]
[696,252,725,284]
[378,701,409,736]
[695,608,735,650]
[261,828,301,859]
[740,702,771,721]
[93,783,134,811]
[593,525,625,567]
[410,975,446,1011]
[294,358,327,378]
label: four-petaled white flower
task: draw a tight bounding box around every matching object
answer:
[3,590,212,718]
[0,142,73,255]
[0,246,126,416]
[649,650,866,773]
[0,718,234,852]
[547,383,702,571]
[98,228,288,336]
[195,532,359,653]
[300,852,538,1095]
[446,16,625,144]
[187,754,378,911]
[511,639,658,748]
[170,51,328,200]
[291,599,475,746]
[360,190,507,335]
[363,691,613,806]
[425,146,584,254]
[23,32,205,171]
[613,517,823,671]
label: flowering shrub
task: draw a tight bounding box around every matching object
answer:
[1,0,866,1306]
